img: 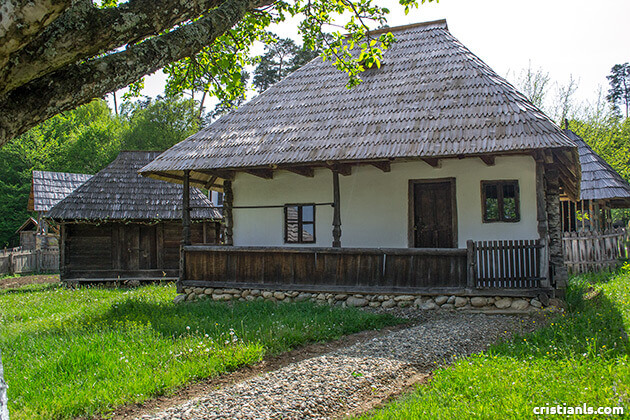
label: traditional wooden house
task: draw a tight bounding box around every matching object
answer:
[47,151,222,283]
[560,128,630,272]
[140,20,581,300]
[26,170,92,248]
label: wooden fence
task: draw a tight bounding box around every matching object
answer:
[472,239,546,289]
[563,228,628,274]
[0,248,59,276]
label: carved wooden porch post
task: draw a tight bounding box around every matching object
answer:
[332,170,342,247]
[223,180,234,246]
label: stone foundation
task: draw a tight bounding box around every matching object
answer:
[175,287,564,312]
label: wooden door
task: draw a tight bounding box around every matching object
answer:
[122,225,157,270]
[139,225,157,269]
[412,179,456,248]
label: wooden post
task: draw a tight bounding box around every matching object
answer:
[8,253,13,277]
[36,248,42,273]
[182,170,191,247]
[536,161,550,288]
[179,170,191,292]
[223,180,234,246]
[535,161,548,238]
[466,240,476,288]
[59,223,66,281]
[332,170,342,247]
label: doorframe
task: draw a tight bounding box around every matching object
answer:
[407,177,458,248]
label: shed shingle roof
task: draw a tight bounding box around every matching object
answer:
[47,151,221,221]
[141,19,576,184]
[563,129,630,207]
[28,171,92,212]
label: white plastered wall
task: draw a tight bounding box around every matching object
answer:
[232,155,539,248]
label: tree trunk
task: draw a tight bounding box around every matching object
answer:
[0,0,254,146]
[0,350,8,420]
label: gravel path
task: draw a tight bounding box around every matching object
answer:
[142,313,536,420]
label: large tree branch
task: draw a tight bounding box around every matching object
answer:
[0,0,257,145]
[0,0,72,64]
[0,0,231,96]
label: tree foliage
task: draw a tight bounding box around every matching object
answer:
[606,63,630,118]
[0,96,198,247]
[0,0,435,146]
[253,37,321,93]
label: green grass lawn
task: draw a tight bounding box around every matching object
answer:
[360,264,630,419]
[0,282,401,419]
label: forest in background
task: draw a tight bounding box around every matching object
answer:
[0,47,628,247]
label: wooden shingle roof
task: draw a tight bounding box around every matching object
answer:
[141,19,577,189]
[563,129,630,207]
[47,151,221,221]
[28,170,92,212]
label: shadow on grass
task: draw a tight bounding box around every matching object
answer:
[81,297,401,351]
[488,270,630,361]
[0,282,59,296]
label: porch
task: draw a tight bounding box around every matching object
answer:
[180,239,552,297]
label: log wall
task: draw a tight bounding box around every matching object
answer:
[62,221,219,281]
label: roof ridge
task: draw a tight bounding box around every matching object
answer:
[33,170,92,177]
[369,19,448,36]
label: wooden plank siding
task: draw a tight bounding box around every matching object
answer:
[183,245,469,292]
[63,221,219,281]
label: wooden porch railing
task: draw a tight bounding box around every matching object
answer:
[183,245,468,293]
[563,228,628,274]
[182,240,551,294]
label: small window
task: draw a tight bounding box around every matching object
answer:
[481,180,520,223]
[284,204,316,243]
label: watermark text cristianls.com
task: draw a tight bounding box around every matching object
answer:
[533,405,624,415]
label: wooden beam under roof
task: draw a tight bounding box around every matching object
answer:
[196,169,235,180]
[325,162,352,176]
[203,176,218,190]
[421,158,441,168]
[245,168,274,179]
[370,161,391,172]
[553,150,578,178]
[285,166,315,177]
[479,155,496,166]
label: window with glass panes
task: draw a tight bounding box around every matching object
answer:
[284,204,315,243]
[481,180,520,222]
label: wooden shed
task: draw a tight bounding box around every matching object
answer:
[47,151,222,283]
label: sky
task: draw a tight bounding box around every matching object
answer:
[120,0,630,112]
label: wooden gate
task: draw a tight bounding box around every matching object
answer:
[472,239,547,289]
